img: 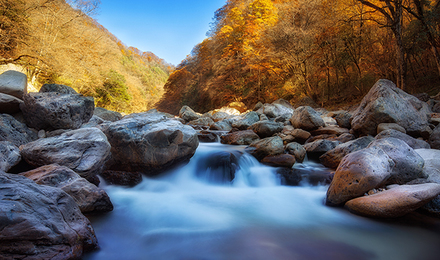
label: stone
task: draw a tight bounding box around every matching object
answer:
[231,111,260,130]
[189,117,215,127]
[20,128,111,181]
[20,92,94,130]
[196,151,240,184]
[81,115,107,128]
[39,83,77,94]
[376,129,430,149]
[285,129,311,144]
[290,106,325,131]
[433,102,440,113]
[210,111,231,122]
[248,120,284,138]
[334,111,352,129]
[245,136,284,161]
[351,79,430,137]
[420,195,440,217]
[179,105,201,122]
[0,173,97,259]
[279,164,333,186]
[0,141,21,172]
[368,138,426,185]
[0,93,23,114]
[415,149,440,184]
[345,184,440,218]
[220,130,260,145]
[94,107,122,122]
[256,102,294,119]
[20,164,113,213]
[285,142,306,163]
[326,146,395,206]
[261,154,296,168]
[0,114,38,147]
[304,139,340,160]
[211,120,233,131]
[377,123,406,134]
[430,124,440,149]
[100,170,143,186]
[227,101,247,113]
[320,136,374,169]
[0,70,27,99]
[100,112,199,175]
[336,133,356,143]
[311,126,350,136]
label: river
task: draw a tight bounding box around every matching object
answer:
[84,143,440,260]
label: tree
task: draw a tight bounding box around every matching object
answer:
[0,0,28,63]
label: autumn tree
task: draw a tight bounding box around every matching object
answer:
[0,0,28,63]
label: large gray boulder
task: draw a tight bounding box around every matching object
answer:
[245,136,284,161]
[415,149,440,183]
[20,164,113,214]
[326,146,394,206]
[351,79,430,137]
[0,141,21,172]
[320,136,374,169]
[179,105,200,122]
[430,124,440,149]
[0,114,38,147]
[231,111,260,130]
[368,138,426,185]
[248,120,284,138]
[100,112,199,175]
[345,183,440,218]
[290,106,325,131]
[376,129,430,149]
[0,93,23,114]
[256,101,294,119]
[0,70,27,99]
[20,92,94,130]
[20,128,111,181]
[0,172,98,259]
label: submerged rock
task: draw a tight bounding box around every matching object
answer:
[100,170,143,186]
[196,151,241,184]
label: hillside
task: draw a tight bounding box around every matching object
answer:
[157,0,440,114]
[0,0,173,113]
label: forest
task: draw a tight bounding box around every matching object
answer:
[0,0,173,113]
[157,0,440,114]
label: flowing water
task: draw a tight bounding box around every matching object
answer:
[85,143,440,260]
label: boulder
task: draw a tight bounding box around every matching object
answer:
[420,195,440,217]
[284,129,311,144]
[0,93,23,114]
[231,111,260,130]
[433,102,440,113]
[211,120,233,131]
[351,79,430,137]
[0,141,21,172]
[0,114,38,147]
[245,136,284,161]
[304,139,340,160]
[256,102,294,119]
[100,170,143,186]
[311,126,350,136]
[189,117,215,127]
[415,149,440,184]
[285,142,306,163]
[248,121,284,138]
[320,136,374,169]
[220,130,260,145]
[290,106,325,131]
[179,105,201,122]
[376,129,430,149]
[81,115,107,128]
[20,92,94,130]
[20,128,111,181]
[336,133,356,143]
[20,164,113,213]
[368,138,426,185]
[0,70,27,99]
[0,173,98,259]
[39,83,77,94]
[196,151,240,184]
[210,111,231,122]
[326,146,395,206]
[430,124,440,149]
[334,111,352,129]
[345,183,440,218]
[377,123,406,134]
[100,112,199,175]
[261,154,296,168]
[94,107,122,122]
[279,164,333,186]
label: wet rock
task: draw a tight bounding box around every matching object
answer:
[290,106,325,131]
[0,70,27,99]
[231,111,260,130]
[304,139,340,160]
[20,128,111,181]
[94,107,122,122]
[368,138,426,185]
[345,184,440,218]
[430,124,440,149]
[20,92,94,130]
[285,142,306,163]
[100,112,199,175]
[39,83,77,94]
[220,130,260,145]
[100,170,143,186]
[278,163,333,186]
[377,123,406,134]
[249,121,284,138]
[351,79,430,137]
[246,136,284,161]
[261,154,296,168]
[320,136,374,169]
[0,173,98,259]
[0,93,23,114]
[376,129,430,149]
[179,105,201,122]
[196,151,240,184]
[0,114,38,147]
[0,141,21,172]
[20,164,113,213]
[326,146,394,206]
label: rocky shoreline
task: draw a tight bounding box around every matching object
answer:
[1,70,440,259]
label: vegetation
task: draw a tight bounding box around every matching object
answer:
[157,0,440,114]
[0,0,173,113]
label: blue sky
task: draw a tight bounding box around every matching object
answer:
[96,0,226,65]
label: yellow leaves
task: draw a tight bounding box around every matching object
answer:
[220,25,234,37]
